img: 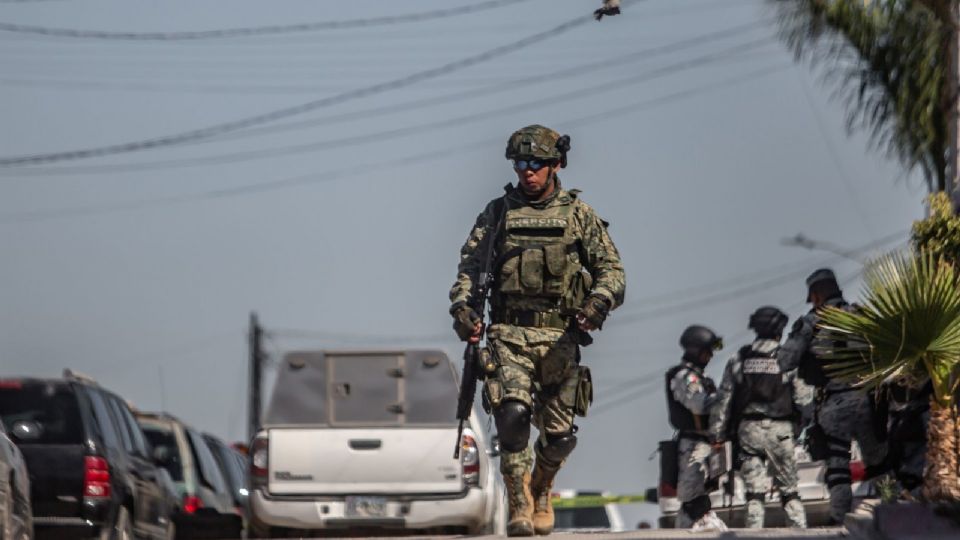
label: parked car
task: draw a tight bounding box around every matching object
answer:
[136,413,242,540]
[201,434,248,529]
[0,371,177,540]
[0,418,32,540]
[552,490,625,532]
[248,349,506,538]
[652,440,873,528]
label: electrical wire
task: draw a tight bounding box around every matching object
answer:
[2,36,776,176]
[0,62,789,224]
[0,5,609,167]
[0,0,534,40]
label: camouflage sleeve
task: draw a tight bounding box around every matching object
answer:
[778,314,815,371]
[708,357,738,441]
[575,201,626,309]
[671,369,715,416]
[788,368,814,408]
[449,201,497,309]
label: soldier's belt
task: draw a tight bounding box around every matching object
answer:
[498,310,569,329]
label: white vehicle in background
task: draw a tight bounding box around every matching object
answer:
[551,490,625,532]
[652,441,873,528]
[247,349,506,538]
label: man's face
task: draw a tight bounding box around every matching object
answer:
[513,159,557,197]
[699,349,714,366]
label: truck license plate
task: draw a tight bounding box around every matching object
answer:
[345,496,387,518]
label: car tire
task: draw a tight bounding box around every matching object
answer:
[100,506,134,540]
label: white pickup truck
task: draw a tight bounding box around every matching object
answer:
[247,349,505,538]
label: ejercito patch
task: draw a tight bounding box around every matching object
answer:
[507,217,568,229]
[742,357,780,375]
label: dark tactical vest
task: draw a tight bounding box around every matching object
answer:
[665,363,715,433]
[493,194,591,317]
[737,345,793,419]
[799,298,854,388]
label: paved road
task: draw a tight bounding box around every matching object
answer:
[262,528,850,540]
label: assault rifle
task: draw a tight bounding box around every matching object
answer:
[454,197,506,459]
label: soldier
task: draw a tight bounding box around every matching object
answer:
[779,268,887,524]
[884,380,931,499]
[665,325,727,531]
[709,306,813,528]
[449,125,625,537]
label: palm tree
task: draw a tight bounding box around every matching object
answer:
[770,0,956,195]
[817,249,960,500]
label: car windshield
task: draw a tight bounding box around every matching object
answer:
[0,382,83,445]
[141,423,185,482]
[264,351,458,427]
[554,507,611,530]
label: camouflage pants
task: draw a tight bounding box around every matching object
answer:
[675,437,711,528]
[738,419,806,528]
[820,391,887,523]
[485,324,580,477]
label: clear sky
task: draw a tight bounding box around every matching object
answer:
[0,0,927,527]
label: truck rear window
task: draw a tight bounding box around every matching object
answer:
[0,383,83,445]
[142,424,185,482]
[264,351,458,427]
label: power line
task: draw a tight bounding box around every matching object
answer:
[0,6,606,167]
[3,36,776,176]
[0,0,534,40]
[0,62,789,223]
[0,19,768,102]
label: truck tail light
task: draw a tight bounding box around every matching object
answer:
[251,435,269,481]
[850,460,865,483]
[183,495,203,514]
[460,432,480,487]
[83,456,111,499]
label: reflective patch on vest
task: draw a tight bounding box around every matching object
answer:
[742,357,780,375]
[506,217,569,229]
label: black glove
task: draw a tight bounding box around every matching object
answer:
[451,302,482,342]
[578,294,611,330]
[594,5,620,20]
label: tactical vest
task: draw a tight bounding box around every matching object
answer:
[799,299,854,387]
[737,345,793,419]
[493,197,591,316]
[665,364,714,432]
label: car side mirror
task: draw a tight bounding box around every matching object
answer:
[152,445,172,467]
[10,420,41,442]
[644,487,658,503]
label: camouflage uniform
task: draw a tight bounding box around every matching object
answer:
[666,361,717,528]
[780,296,887,524]
[450,127,624,535]
[709,338,813,528]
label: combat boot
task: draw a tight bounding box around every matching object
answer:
[530,459,561,535]
[503,470,534,536]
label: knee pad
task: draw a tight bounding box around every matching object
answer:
[494,401,531,453]
[681,495,711,523]
[781,492,801,505]
[536,432,578,466]
[745,492,765,503]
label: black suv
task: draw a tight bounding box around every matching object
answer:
[0,371,177,540]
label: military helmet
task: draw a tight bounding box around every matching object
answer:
[748,306,788,338]
[805,267,840,302]
[679,325,723,353]
[505,124,571,166]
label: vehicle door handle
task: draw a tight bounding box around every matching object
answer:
[349,439,381,450]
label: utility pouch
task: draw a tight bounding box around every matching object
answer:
[574,366,593,417]
[483,378,504,411]
[478,347,497,377]
[542,244,568,296]
[519,248,544,293]
[499,256,522,294]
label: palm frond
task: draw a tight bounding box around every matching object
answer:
[817,251,960,407]
[768,0,947,190]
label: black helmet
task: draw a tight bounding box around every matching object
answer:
[748,306,788,338]
[679,325,723,354]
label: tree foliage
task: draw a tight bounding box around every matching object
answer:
[914,191,960,262]
[771,0,948,190]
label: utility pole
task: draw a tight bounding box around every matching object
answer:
[780,233,866,264]
[247,312,265,443]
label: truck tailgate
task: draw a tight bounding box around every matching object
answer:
[19,444,86,517]
[268,428,463,495]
